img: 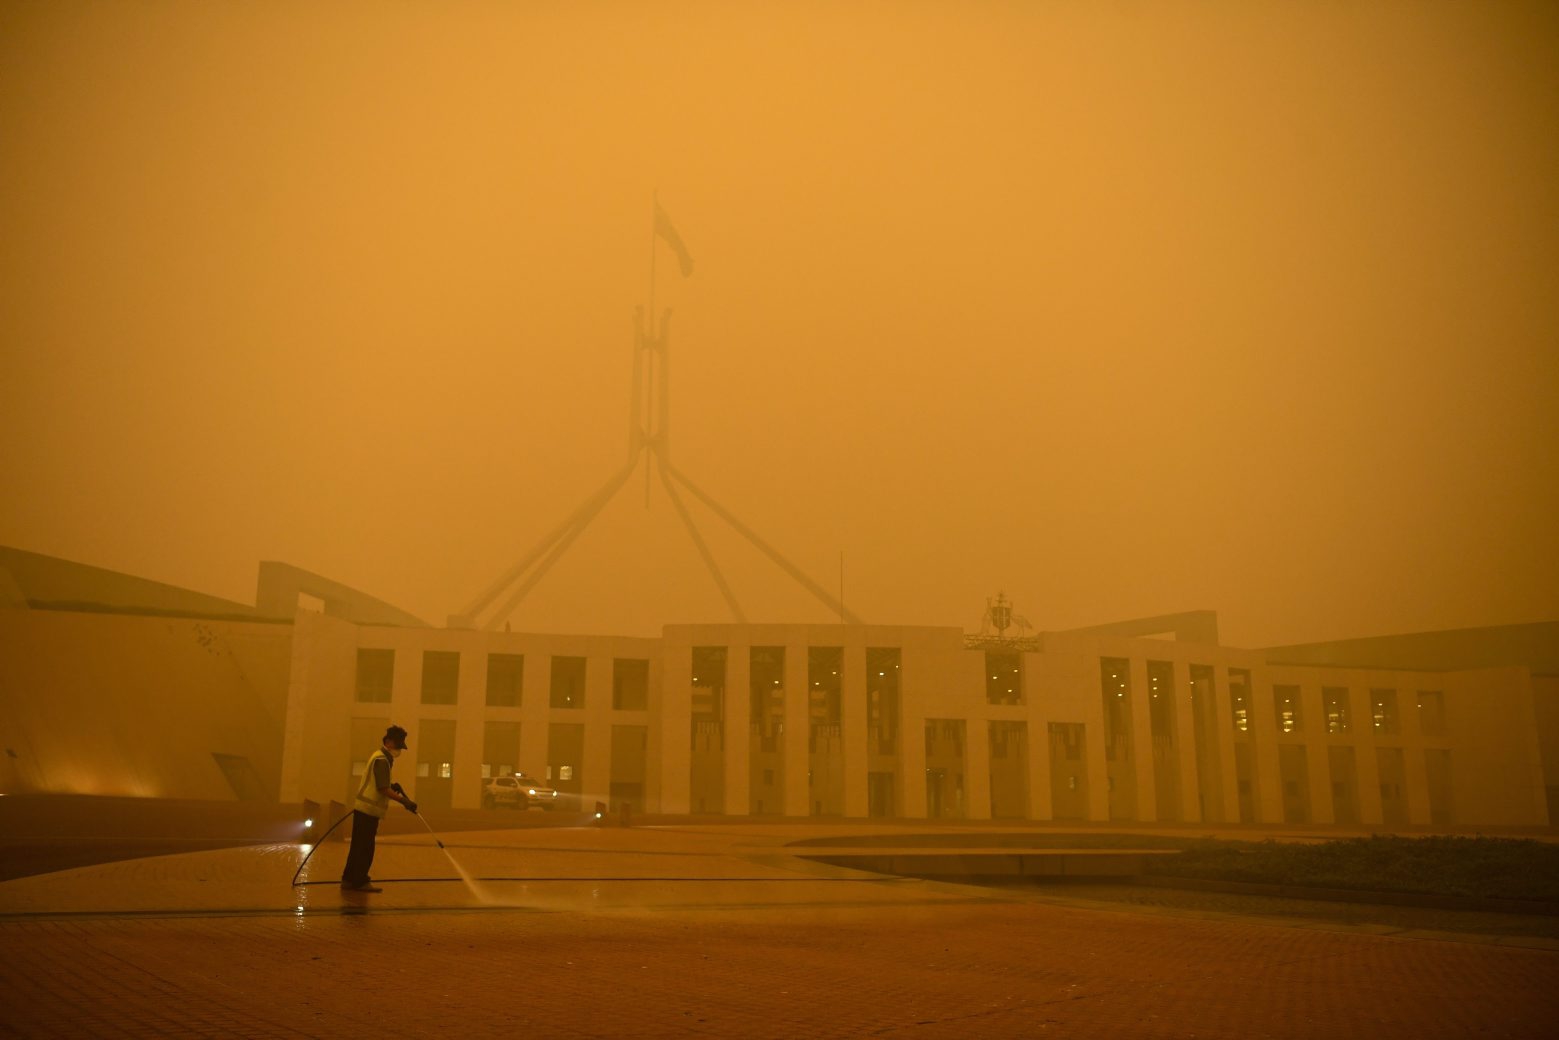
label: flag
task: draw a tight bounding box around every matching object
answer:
[654,201,694,277]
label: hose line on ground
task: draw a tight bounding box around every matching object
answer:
[290,811,353,887]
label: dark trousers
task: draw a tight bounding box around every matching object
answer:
[342,810,380,886]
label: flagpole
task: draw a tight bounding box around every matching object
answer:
[646,190,658,507]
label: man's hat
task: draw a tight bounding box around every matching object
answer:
[384,725,408,749]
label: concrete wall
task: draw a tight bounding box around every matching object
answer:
[0,607,293,799]
[1533,675,1559,824]
[1442,666,1548,826]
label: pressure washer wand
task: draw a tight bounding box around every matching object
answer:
[413,811,446,850]
[389,782,443,848]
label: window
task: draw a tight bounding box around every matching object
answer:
[485,653,523,708]
[1228,669,1251,733]
[808,647,843,724]
[1273,685,1301,734]
[867,647,901,750]
[750,647,785,725]
[1371,689,1398,735]
[985,651,1022,705]
[1324,687,1351,733]
[691,648,725,720]
[1099,658,1132,761]
[355,649,393,703]
[1417,691,1446,737]
[551,656,586,708]
[420,651,459,705]
[614,658,649,710]
[1148,661,1174,738]
[549,723,584,790]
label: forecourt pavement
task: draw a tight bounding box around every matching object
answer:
[1,823,1556,1039]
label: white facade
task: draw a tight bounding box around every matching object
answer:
[3,546,1551,826]
[280,613,1554,827]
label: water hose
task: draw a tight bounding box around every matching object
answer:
[290,805,451,886]
[289,810,354,886]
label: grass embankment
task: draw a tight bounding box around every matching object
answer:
[1147,836,1559,903]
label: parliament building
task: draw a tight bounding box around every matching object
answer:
[3,545,1555,830]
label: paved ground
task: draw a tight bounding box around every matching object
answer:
[2,822,1557,1038]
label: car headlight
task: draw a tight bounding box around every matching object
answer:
[528,789,536,796]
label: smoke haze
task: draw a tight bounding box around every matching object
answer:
[3,1,1556,645]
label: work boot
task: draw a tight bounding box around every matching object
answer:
[351,882,383,893]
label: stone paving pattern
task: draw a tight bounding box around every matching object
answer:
[2,823,1557,1038]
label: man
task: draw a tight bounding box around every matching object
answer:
[342,724,418,893]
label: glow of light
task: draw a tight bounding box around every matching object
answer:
[303,818,314,828]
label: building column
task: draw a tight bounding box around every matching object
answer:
[724,642,752,815]
[393,642,423,799]
[451,645,485,809]
[842,643,868,817]
[1171,661,1201,823]
[1294,680,1330,823]
[1247,668,1284,823]
[1209,667,1240,823]
[279,611,323,803]
[583,651,613,810]
[783,638,809,816]
[658,641,693,814]
[900,651,927,818]
[964,718,992,820]
[1027,705,1053,820]
[1359,745,1384,823]
[1086,695,1111,822]
[1400,685,1433,825]
[1128,656,1157,822]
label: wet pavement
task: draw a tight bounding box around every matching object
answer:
[2,822,1557,1038]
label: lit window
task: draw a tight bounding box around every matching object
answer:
[1324,688,1351,733]
[1370,689,1398,734]
[1274,685,1301,734]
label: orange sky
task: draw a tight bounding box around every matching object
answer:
[3,1,1556,646]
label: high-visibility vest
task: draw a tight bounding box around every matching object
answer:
[354,748,393,817]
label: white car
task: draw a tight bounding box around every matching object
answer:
[482,773,560,810]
